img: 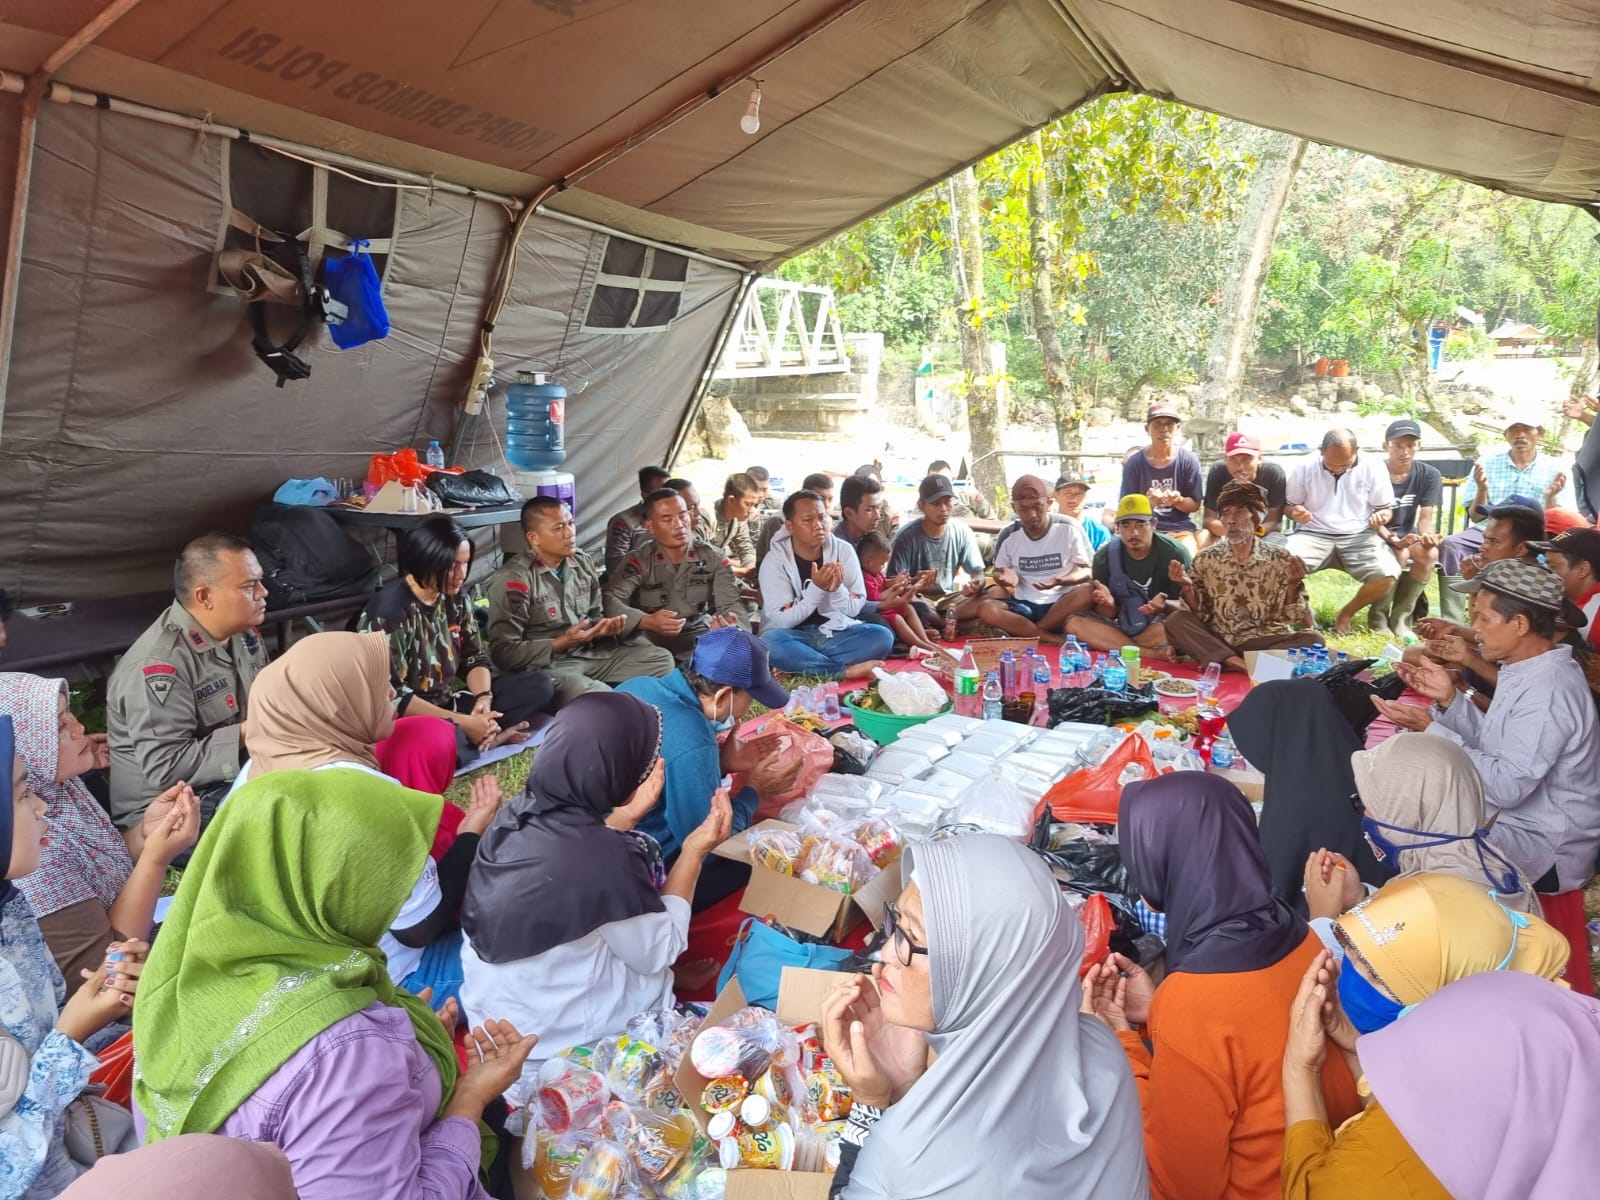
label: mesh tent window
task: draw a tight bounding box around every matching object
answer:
[583,237,687,332]
[210,141,399,298]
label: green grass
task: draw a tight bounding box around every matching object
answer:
[1303,571,1437,659]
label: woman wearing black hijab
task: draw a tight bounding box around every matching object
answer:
[1227,678,1388,912]
[457,692,731,1108]
[1082,773,1360,1200]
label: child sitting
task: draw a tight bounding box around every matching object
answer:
[858,531,946,658]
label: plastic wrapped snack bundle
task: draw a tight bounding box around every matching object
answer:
[568,1138,636,1200]
[605,1035,667,1106]
[525,1128,599,1199]
[799,836,877,894]
[688,1008,797,1081]
[536,1061,611,1134]
[746,826,807,876]
[600,1101,699,1185]
[842,815,901,866]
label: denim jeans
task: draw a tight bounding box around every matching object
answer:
[760,622,895,678]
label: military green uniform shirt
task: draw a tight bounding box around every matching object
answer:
[602,536,748,660]
[106,600,268,828]
[710,502,756,571]
[485,549,674,702]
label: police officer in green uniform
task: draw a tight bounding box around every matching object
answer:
[604,488,748,663]
[106,532,270,833]
[486,497,675,705]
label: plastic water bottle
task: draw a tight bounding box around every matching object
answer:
[1119,645,1141,685]
[953,648,981,718]
[999,651,1018,699]
[424,439,445,470]
[1033,652,1052,691]
[982,671,1003,721]
[1059,640,1077,686]
[1210,734,1236,770]
[505,371,567,471]
[1103,655,1128,694]
[821,683,841,722]
[1335,649,1350,665]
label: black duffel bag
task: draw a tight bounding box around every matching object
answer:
[424,469,517,509]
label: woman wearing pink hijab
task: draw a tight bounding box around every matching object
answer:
[1357,970,1600,1199]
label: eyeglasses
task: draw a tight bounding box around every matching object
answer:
[882,901,929,967]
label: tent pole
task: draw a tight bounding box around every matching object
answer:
[534,206,749,274]
[666,272,756,468]
[0,0,149,441]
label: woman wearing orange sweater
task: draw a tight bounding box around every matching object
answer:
[1084,773,1360,1200]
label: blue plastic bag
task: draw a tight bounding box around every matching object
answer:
[715,917,851,1009]
[324,239,390,349]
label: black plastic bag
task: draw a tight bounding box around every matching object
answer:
[424,469,517,509]
[1317,658,1406,737]
[1047,680,1157,727]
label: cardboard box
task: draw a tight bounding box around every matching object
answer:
[674,968,851,1200]
[714,819,903,941]
[1208,764,1265,804]
[1243,647,1297,683]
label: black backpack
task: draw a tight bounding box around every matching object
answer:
[248,503,378,610]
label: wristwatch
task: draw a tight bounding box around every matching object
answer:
[1461,686,1478,706]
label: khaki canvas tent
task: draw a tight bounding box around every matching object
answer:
[3,0,1600,598]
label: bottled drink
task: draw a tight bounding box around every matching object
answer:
[424,439,445,470]
[982,671,1003,721]
[998,650,1017,699]
[1103,656,1127,694]
[1119,645,1141,685]
[1032,653,1052,691]
[1058,640,1077,686]
[953,648,981,718]
[505,371,567,471]
[1210,734,1236,770]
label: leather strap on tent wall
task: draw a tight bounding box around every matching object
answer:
[250,239,316,387]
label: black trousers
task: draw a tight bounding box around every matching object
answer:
[450,669,555,767]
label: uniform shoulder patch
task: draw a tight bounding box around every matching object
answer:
[143,663,177,705]
[504,580,530,594]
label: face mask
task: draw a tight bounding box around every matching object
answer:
[1337,959,1405,1034]
[1360,816,1523,895]
[711,692,735,734]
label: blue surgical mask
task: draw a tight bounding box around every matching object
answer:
[711,693,735,734]
[1337,959,1405,1034]
[1360,816,1523,895]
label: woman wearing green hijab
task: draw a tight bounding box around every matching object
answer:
[131,768,537,1199]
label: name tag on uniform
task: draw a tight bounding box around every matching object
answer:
[195,678,231,702]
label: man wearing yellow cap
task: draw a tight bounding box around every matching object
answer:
[1064,494,1192,654]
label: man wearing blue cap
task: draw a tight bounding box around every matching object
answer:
[617,626,801,909]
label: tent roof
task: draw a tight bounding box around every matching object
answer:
[4,0,1600,267]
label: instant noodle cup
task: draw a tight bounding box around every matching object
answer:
[536,1062,610,1134]
[603,1103,697,1184]
[700,1075,749,1114]
[716,1121,795,1170]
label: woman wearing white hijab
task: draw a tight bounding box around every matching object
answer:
[819,834,1148,1199]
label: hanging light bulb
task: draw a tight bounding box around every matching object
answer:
[740,82,762,135]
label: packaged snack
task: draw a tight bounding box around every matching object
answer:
[536,1062,610,1134]
[804,1058,853,1122]
[799,837,877,894]
[738,1093,791,1130]
[705,1109,738,1142]
[606,1035,666,1105]
[750,1065,795,1110]
[716,1121,796,1170]
[689,1009,796,1081]
[601,1102,697,1184]
[568,1138,633,1200]
[844,815,901,866]
[531,1129,598,1199]
[700,1075,749,1114]
[746,827,806,876]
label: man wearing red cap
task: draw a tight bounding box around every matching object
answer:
[1201,432,1286,545]
[1121,403,1203,552]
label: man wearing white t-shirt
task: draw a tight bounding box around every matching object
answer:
[1285,428,1400,633]
[976,475,1092,645]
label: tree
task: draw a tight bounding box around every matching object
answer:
[1196,133,1307,427]
[949,166,1008,506]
